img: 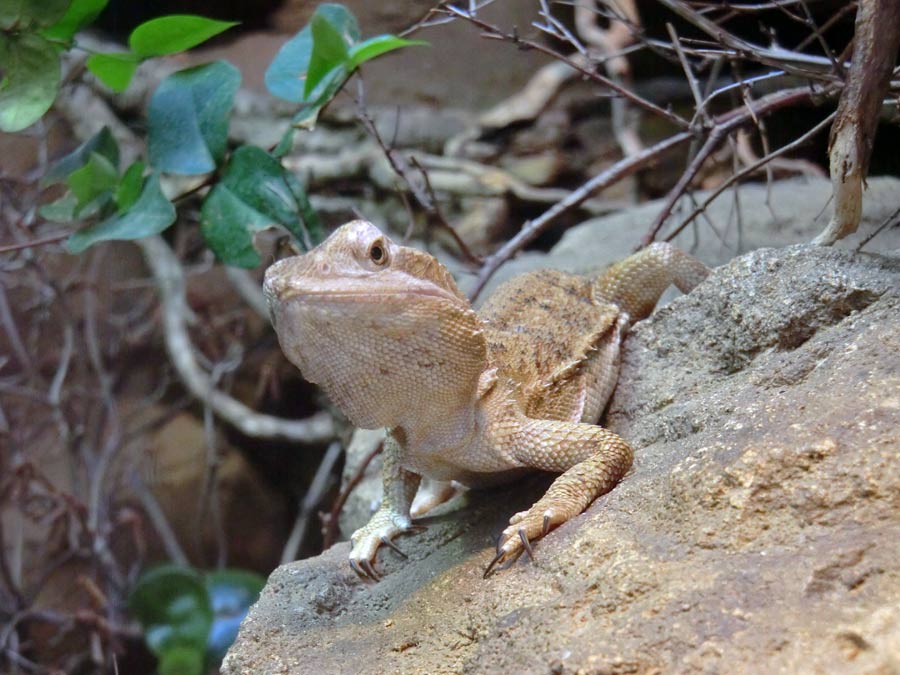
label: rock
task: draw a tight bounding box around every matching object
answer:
[224,242,900,674]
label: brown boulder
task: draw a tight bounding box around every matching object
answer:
[224,244,899,675]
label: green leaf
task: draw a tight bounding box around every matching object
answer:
[0,0,70,31]
[0,33,61,132]
[158,646,204,675]
[200,145,319,267]
[39,192,78,222]
[304,12,349,98]
[127,565,212,656]
[289,68,346,130]
[205,569,265,665]
[147,61,240,175]
[115,160,145,210]
[43,126,118,184]
[264,23,312,103]
[314,3,360,49]
[66,173,176,252]
[41,0,109,41]
[347,35,427,70]
[129,15,238,57]
[86,52,139,92]
[66,151,118,215]
[200,188,260,267]
[264,3,358,103]
[272,126,295,158]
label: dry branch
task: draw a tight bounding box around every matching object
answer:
[813,0,900,245]
[138,236,335,442]
[471,86,825,299]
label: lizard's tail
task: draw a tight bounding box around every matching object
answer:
[592,242,710,322]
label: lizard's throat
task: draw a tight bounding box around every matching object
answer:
[394,402,478,454]
[273,295,487,432]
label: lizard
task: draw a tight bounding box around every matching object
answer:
[263,220,710,579]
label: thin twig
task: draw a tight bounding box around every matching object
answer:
[642,127,728,247]
[354,78,483,264]
[223,267,270,321]
[280,441,342,564]
[0,232,69,253]
[666,22,705,122]
[664,112,836,243]
[443,4,690,129]
[128,473,189,566]
[655,0,845,81]
[855,204,900,251]
[409,156,484,264]
[321,440,384,549]
[641,85,834,247]
[470,130,691,300]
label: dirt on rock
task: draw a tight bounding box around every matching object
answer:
[223,239,900,674]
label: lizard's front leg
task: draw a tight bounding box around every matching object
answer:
[485,419,633,576]
[349,432,421,580]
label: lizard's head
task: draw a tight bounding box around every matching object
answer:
[264,220,486,430]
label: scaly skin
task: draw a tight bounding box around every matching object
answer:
[264,220,710,578]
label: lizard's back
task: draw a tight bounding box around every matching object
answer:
[478,269,620,424]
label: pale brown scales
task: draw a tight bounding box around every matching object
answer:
[480,269,619,421]
[264,221,711,578]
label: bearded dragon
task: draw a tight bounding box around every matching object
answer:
[264,220,709,579]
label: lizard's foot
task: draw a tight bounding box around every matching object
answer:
[483,503,570,578]
[410,479,460,518]
[349,507,422,581]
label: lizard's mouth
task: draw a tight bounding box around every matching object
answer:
[272,276,463,307]
[282,287,455,303]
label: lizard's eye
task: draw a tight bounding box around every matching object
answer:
[368,238,388,266]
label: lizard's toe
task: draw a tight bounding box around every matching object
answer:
[484,507,569,577]
[507,509,529,525]
[348,508,417,581]
[484,538,526,578]
[349,557,380,581]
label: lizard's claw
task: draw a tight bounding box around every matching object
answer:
[349,507,422,581]
[349,557,381,582]
[483,507,565,577]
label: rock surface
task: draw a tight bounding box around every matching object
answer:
[224,239,900,674]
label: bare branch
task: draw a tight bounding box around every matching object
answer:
[0,232,69,253]
[813,0,900,245]
[224,267,270,321]
[642,127,726,246]
[655,0,845,80]
[443,4,690,129]
[137,235,335,443]
[665,112,836,243]
[128,473,190,566]
[471,86,825,299]
[855,204,900,252]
